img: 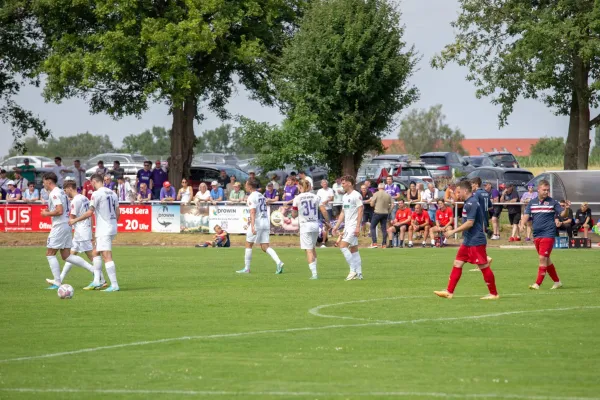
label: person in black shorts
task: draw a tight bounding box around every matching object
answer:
[502,184,521,241]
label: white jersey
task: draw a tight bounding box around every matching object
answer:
[293,192,321,233]
[342,190,363,232]
[70,194,92,241]
[247,191,270,230]
[91,187,118,236]
[316,188,334,210]
[48,187,70,227]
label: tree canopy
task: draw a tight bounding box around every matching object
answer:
[195,124,253,156]
[121,126,170,157]
[275,0,418,176]
[530,137,565,157]
[8,132,115,158]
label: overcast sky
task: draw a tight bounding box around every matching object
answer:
[1,0,592,158]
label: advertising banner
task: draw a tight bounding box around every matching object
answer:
[117,204,152,232]
[268,204,299,234]
[180,204,210,233]
[151,204,181,233]
[2,204,52,232]
[208,204,251,234]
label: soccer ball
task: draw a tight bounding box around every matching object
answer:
[57,284,74,299]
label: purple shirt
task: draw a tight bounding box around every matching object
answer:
[138,188,152,200]
[384,184,400,198]
[264,189,278,199]
[151,168,168,188]
[521,191,538,203]
[104,181,116,190]
[137,169,152,188]
[7,188,21,199]
[284,185,298,201]
[160,186,176,200]
[491,189,500,200]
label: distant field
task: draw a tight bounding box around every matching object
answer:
[1,247,599,399]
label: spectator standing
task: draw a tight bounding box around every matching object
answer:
[137,183,152,202]
[408,203,431,248]
[422,183,440,223]
[384,176,401,201]
[225,175,237,198]
[96,160,108,175]
[573,202,593,239]
[103,175,116,191]
[247,170,262,192]
[298,170,313,188]
[264,182,279,204]
[160,181,176,202]
[332,177,344,219]
[177,178,193,203]
[109,161,125,180]
[490,183,502,240]
[269,174,280,191]
[501,183,521,241]
[556,199,574,239]
[217,170,229,188]
[209,181,224,203]
[193,183,211,204]
[283,176,298,204]
[0,169,9,191]
[13,158,36,183]
[117,176,133,202]
[23,182,40,202]
[387,199,412,248]
[360,184,373,236]
[12,171,29,192]
[6,180,22,200]
[364,180,376,194]
[406,181,420,211]
[136,161,153,190]
[69,159,87,191]
[316,179,334,222]
[228,182,246,203]
[151,160,168,200]
[520,184,538,241]
[82,178,94,200]
[368,183,393,248]
[51,157,70,187]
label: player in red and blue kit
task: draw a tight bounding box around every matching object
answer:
[471,177,493,232]
[521,179,569,290]
[434,181,499,300]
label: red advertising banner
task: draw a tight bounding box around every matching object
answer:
[1,204,52,232]
[117,204,152,232]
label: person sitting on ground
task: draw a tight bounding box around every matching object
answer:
[316,220,329,248]
[573,202,593,239]
[137,182,152,202]
[407,203,431,248]
[195,225,230,248]
[430,199,454,246]
[556,199,574,239]
[194,182,211,204]
[387,199,412,248]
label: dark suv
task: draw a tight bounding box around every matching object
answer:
[188,164,248,194]
[420,152,474,180]
[483,151,520,168]
[466,167,534,195]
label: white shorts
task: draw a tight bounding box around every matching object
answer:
[300,231,319,250]
[246,229,270,244]
[72,240,93,253]
[47,224,73,250]
[342,230,359,247]
[96,235,115,252]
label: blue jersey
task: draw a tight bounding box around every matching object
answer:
[462,194,487,246]
[474,188,492,227]
[525,196,563,238]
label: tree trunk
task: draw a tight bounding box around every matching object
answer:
[169,95,197,190]
[573,55,591,169]
[341,153,357,177]
[564,89,579,170]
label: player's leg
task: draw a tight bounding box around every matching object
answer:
[238,231,256,273]
[434,246,469,299]
[407,225,414,247]
[350,244,362,279]
[83,249,107,287]
[530,238,550,289]
[45,246,62,289]
[339,234,356,279]
[259,230,283,273]
[98,236,119,292]
[472,246,499,299]
[307,236,318,279]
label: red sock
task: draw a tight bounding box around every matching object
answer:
[547,264,560,282]
[480,266,498,295]
[536,266,547,286]
[447,267,463,294]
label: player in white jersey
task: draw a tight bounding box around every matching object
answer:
[292,179,330,279]
[54,180,107,288]
[41,173,96,290]
[236,178,284,274]
[69,174,121,292]
[332,175,364,280]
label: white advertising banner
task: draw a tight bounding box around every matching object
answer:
[208,205,254,234]
[151,204,181,233]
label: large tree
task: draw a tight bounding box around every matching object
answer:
[24,0,305,188]
[398,105,466,156]
[276,0,418,177]
[432,0,600,169]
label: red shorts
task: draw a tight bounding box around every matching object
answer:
[534,238,554,257]
[456,244,488,265]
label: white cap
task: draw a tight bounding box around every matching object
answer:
[248,169,256,174]
[211,180,219,186]
[64,176,75,181]
[6,180,15,186]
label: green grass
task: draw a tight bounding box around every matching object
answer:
[1,247,600,400]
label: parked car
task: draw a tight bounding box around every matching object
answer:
[389,161,434,184]
[188,164,249,194]
[370,154,416,165]
[463,155,496,168]
[467,167,534,195]
[420,152,475,179]
[526,170,600,215]
[84,153,147,168]
[483,151,520,168]
[193,153,241,168]
[0,155,55,170]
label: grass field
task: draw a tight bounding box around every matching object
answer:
[1,246,600,400]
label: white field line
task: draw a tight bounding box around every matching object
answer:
[1,302,598,364]
[0,388,598,400]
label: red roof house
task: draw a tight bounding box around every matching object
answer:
[381,138,539,156]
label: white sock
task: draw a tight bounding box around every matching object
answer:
[408,240,413,245]
[266,247,282,265]
[65,254,93,272]
[352,252,362,274]
[46,256,61,283]
[431,239,436,245]
[60,262,73,282]
[340,247,354,271]
[244,248,252,270]
[309,261,317,276]
[92,256,103,284]
[105,261,119,288]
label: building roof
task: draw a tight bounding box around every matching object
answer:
[381,138,539,156]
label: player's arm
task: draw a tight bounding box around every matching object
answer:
[319,204,330,225]
[249,207,256,232]
[355,203,364,236]
[521,201,532,224]
[115,201,120,221]
[332,209,344,233]
[41,197,63,217]
[291,198,299,219]
[69,207,93,225]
